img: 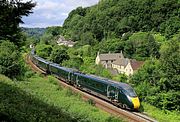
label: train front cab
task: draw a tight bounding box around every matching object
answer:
[119,86,140,110]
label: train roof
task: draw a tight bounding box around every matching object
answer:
[76,72,131,89]
[50,63,73,72]
[35,56,50,64]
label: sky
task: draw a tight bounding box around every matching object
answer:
[21,0,99,28]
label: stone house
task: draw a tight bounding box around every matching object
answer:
[95,51,143,76]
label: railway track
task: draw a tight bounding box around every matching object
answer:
[26,54,157,122]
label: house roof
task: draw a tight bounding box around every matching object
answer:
[112,58,129,66]
[130,60,144,70]
[112,58,144,70]
[98,52,124,61]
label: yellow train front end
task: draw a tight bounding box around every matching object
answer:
[131,97,140,110]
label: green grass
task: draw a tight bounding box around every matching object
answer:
[0,74,123,122]
[141,102,180,122]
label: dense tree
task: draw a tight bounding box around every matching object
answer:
[63,0,179,43]
[0,41,23,78]
[35,44,52,59]
[159,39,180,91]
[124,32,160,60]
[130,38,180,110]
[22,27,45,38]
[50,46,69,64]
[62,57,83,70]
[0,0,36,46]
[46,26,63,36]
[95,38,124,54]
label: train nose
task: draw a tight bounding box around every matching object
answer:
[131,97,140,109]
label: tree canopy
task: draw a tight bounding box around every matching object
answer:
[62,0,180,44]
[0,41,22,78]
[0,0,36,46]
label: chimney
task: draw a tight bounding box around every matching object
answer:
[97,51,100,56]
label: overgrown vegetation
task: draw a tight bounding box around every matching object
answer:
[0,74,122,122]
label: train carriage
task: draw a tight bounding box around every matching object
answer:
[75,73,109,96]
[35,57,49,72]
[49,63,73,82]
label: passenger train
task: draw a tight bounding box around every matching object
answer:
[30,49,140,110]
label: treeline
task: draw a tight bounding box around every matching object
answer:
[22,27,45,38]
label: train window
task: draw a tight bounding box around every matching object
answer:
[124,87,137,97]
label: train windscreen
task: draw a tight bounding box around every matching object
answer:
[124,87,137,97]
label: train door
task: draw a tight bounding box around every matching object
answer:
[107,85,116,100]
[68,71,74,84]
[75,75,80,87]
[118,89,125,104]
[115,88,119,102]
[46,63,50,74]
[68,72,71,83]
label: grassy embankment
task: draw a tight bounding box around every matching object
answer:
[0,74,123,122]
[141,102,180,122]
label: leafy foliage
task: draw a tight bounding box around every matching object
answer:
[62,0,180,44]
[22,27,45,38]
[62,56,83,69]
[0,0,36,46]
[35,44,52,59]
[159,39,180,91]
[50,46,70,64]
[131,38,180,111]
[124,32,160,60]
[0,41,23,78]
